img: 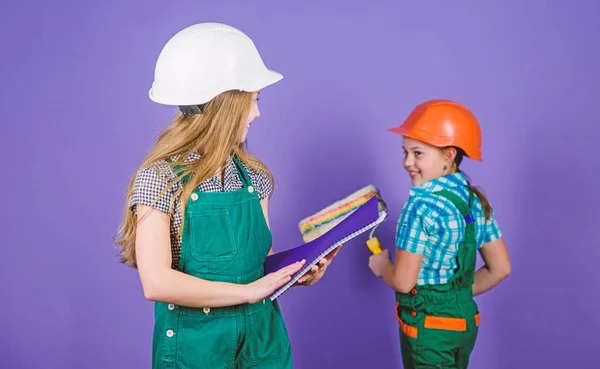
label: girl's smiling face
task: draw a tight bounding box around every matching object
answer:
[402,136,456,186]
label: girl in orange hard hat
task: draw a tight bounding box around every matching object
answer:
[368,99,512,369]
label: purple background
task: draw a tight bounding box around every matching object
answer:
[2,1,599,368]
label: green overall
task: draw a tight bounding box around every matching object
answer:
[152,157,292,369]
[395,190,480,369]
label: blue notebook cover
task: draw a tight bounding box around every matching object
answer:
[264,196,387,300]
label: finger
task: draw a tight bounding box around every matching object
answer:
[276,261,304,277]
[326,247,340,259]
[326,249,340,260]
[274,275,292,289]
[273,264,295,277]
[284,260,306,271]
[280,264,302,277]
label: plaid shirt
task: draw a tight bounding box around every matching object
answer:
[395,172,502,285]
[129,152,273,270]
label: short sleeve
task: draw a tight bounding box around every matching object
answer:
[129,163,178,215]
[251,170,273,201]
[395,200,432,255]
[482,209,502,244]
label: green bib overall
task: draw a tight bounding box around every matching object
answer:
[395,190,480,369]
[152,157,292,369]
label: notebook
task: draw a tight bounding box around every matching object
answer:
[264,195,387,300]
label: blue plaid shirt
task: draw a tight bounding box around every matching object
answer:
[395,172,502,285]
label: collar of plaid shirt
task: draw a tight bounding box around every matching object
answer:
[410,172,469,196]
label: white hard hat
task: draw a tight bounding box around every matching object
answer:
[149,22,283,106]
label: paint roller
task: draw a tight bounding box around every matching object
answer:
[298,185,387,254]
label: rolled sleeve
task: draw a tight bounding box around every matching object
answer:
[482,209,503,245]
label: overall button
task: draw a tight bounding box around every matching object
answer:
[190,193,199,201]
[411,288,417,295]
[166,329,174,338]
[247,186,254,194]
[167,304,175,310]
[203,307,211,314]
[411,311,417,317]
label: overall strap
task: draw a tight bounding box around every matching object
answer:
[433,189,477,289]
[165,157,192,186]
[232,155,254,187]
[434,190,474,220]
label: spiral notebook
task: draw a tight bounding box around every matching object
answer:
[264,196,387,300]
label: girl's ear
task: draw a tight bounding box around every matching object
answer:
[444,147,457,164]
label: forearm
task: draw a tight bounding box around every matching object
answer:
[473,238,511,296]
[141,268,249,308]
[472,265,508,296]
[381,262,398,290]
[378,249,421,293]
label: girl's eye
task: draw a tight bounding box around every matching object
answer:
[414,151,422,157]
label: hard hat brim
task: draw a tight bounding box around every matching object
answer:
[388,126,483,161]
[148,68,283,106]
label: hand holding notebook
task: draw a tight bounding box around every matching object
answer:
[295,245,342,285]
[245,259,307,303]
[264,195,387,300]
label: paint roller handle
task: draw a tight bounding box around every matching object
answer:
[366,237,382,255]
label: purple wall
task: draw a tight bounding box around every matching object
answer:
[2,1,599,368]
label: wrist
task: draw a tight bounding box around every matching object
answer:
[381,260,394,281]
[240,283,251,304]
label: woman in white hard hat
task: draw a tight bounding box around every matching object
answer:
[116,23,337,369]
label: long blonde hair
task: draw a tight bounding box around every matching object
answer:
[116,90,273,268]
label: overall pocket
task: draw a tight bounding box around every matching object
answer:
[189,209,238,262]
[396,303,423,356]
[241,304,291,365]
[175,313,236,369]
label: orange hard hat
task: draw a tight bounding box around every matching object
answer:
[388,99,483,161]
